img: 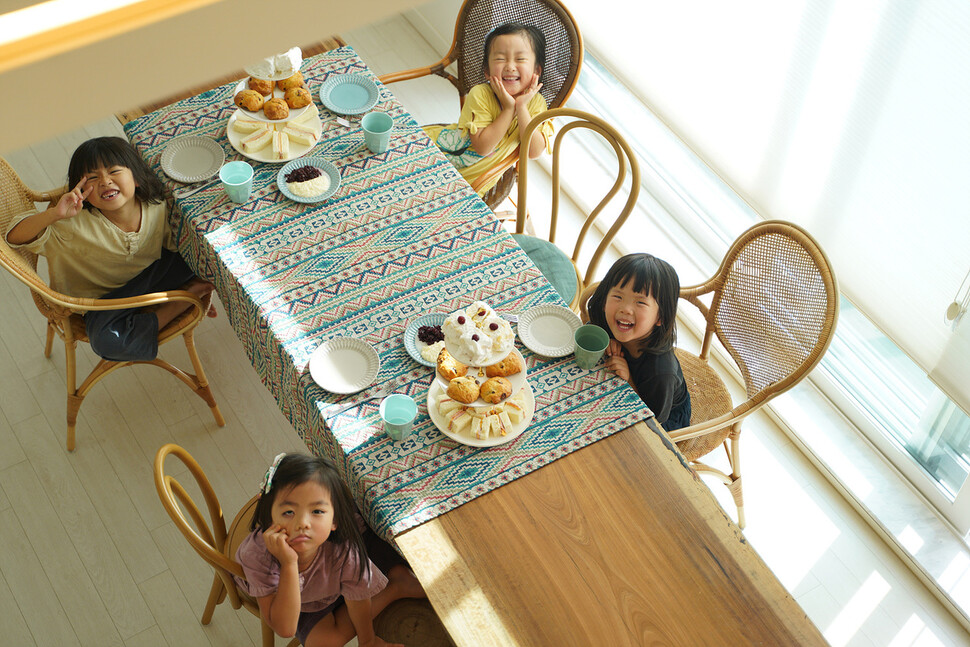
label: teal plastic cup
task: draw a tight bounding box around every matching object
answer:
[361,112,393,154]
[380,393,417,441]
[574,324,610,370]
[219,161,254,203]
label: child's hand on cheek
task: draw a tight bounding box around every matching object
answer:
[514,73,543,109]
[263,524,298,566]
[489,74,516,110]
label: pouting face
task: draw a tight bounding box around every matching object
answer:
[603,279,662,348]
[82,165,138,215]
[270,480,337,563]
[486,33,540,98]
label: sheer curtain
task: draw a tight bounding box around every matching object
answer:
[569,0,970,413]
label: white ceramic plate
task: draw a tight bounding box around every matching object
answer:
[160,136,225,183]
[308,337,380,394]
[232,79,310,123]
[226,108,322,164]
[428,380,535,447]
[517,304,582,357]
[434,347,527,407]
[277,157,341,203]
[318,74,380,115]
[403,313,448,367]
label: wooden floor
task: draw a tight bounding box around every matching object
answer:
[1,12,968,647]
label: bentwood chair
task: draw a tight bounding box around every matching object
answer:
[580,221,839,528]
[0,155,224,451]
[154,444,299,647]
[378,0,583,210]
[515,107,640,311]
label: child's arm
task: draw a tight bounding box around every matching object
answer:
[515,74,546,160]
[604,339,633,386]
[469,81,516,157]
[255,525,302,637]
[6,178,91,245]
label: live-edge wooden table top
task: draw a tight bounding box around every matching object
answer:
[396,417,826,646]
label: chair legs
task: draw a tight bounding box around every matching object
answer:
[690,430,745,529]
[59,328,224,451]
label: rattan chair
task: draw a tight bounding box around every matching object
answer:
[0,156,224,451]
[154,444,297,647]
[378,0,583,210]
[515,107,639,311]
[580,221,839,528]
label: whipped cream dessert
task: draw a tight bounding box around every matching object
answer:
[442,301,514,365]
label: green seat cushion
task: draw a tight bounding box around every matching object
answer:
[512,234,577,305]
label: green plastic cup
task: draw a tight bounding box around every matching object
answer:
[574,324,610,370]
[380,393,417,441]
[219,161,253,203]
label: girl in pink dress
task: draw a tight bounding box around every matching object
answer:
[235,453,425,647]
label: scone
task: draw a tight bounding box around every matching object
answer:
[234,89,264,111]
[284,86,312,109]
[248,77,274,96]
[447,376,480,404]
[480,377,512,404]
[277,72,305,91]
[263,97,289,120]
[485,352,523,377]
[437,348,467,380]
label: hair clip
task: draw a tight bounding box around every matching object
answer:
[261,452,287,495]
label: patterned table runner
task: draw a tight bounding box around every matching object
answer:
[125,47,651,539]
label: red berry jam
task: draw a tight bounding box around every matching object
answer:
[457,315,465,324]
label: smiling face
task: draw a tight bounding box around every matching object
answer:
[270,480,337,566]
[82,165,138,215]
[486,32,540,98]
[604,280,662,351]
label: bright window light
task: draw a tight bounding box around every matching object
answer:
[0,0,145,47]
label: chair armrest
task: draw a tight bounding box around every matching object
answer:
[56,289,205,315]
[28,185,67,207]
[470,149,519,193]
[378,56,458,88]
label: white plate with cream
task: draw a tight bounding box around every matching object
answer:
[517,304,582,357]
[308,337,380,394]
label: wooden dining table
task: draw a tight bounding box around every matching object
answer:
[124,46,825,646]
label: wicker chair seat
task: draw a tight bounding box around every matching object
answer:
[672,348,734,461]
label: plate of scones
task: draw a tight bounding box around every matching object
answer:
[434,347,527,409]
[428,380,534,447]
[233,74,312,123]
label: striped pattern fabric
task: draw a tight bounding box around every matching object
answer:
[125,47,651,539]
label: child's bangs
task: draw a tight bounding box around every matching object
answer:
[615,267,658,299]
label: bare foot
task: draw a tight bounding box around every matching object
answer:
[183,278,217,317]
[387,564,426,599]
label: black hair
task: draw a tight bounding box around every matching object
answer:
[67,136,166,209]
[251,453,369,581]
[483,22,547,82]
[588,253,681,355]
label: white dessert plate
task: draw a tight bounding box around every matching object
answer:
[277,157,341,203]
[160,136,225,183]
[444,327,516,367]
[403,313,447,367]
[428,380,535,448]
[226,108,322,164]
[244,61,302,83]
[308,337,380,394]
[517,304,582,357]
[318,74,380,115]
[233,79,310,123]
[434,347,527,407]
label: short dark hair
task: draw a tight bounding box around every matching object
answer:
[67,136,165,208]
[483,23,547,81]
[588,253,681,354]
[251,453,368,580]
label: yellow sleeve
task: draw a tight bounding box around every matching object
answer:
[457,84,501,136]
